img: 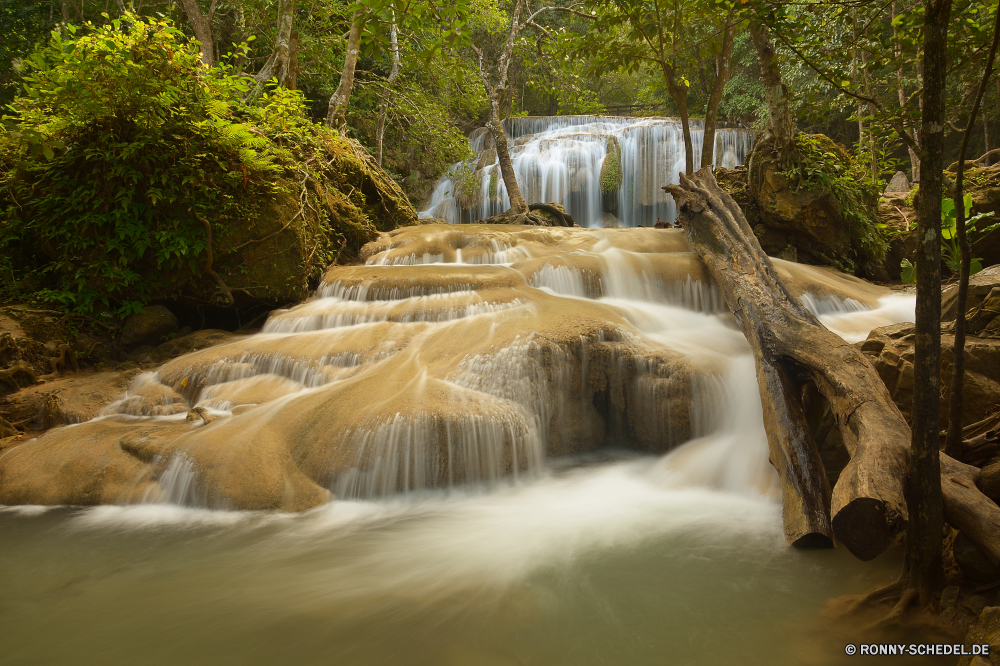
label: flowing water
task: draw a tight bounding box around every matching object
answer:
[421,116,755,227]
[0,223,924,665]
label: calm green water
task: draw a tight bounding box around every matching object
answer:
[0,455,918,666]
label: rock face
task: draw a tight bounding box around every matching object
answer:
[120,305,178,348]
[859,321,1000,429]
[0,225,902,511]
[747,134,853,266]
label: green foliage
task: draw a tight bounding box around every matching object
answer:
[779,134,887,272]
[450,162,482,209]
[600,136,622,195]
[940,194,999,275]
[900,258,915,284]
[0,14,372,315]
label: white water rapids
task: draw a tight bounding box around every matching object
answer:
[0,223,917,664]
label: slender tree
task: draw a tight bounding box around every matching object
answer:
[700,10,736,169]
[945,7,1000,459]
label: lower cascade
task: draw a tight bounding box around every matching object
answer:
[421,115,756,227]
[0,224,914,511]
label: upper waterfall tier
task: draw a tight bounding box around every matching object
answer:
[421,116,755,228]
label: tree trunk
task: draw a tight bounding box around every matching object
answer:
[906,0,951,607]
[376,18,401,167]
[250,0,296,96]
[748,23,797,164]
[487,100,529,214]
[179,0,215,67]
[665,168,908,557]
[700,13,735,170]
[893,1,921,181]
[945,7,1000,460]
[326,10,365,132]
[472,0,530,215]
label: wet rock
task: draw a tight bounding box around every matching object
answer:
[943,586,962,609]
[0,369,142,429]
[151,329,236,363]
[120,305,178,348]
[0,225,908,511]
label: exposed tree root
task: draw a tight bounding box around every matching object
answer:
[480,203,578,227]
[195,212,235,306]
[0,363,39,391]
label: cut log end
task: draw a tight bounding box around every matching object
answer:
[792,532,835,549]
[832,498,904,561]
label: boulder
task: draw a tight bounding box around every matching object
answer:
[883,170,911,194]
[0,369,141,429]
[944,265,1000,320]
[958,607,1000,666]
[748,134,853,266]
[955,531,1000,583]
[859,322,1000,429]
[120,305,178,348]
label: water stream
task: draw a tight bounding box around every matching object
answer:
[0,220,922,664]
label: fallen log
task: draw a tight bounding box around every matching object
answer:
[666,168,908,558]
[667,168,1000,563]
[940,454,1000,566]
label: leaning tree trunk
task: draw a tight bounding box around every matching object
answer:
[179,0,215,67]
[326,10,365,132]
[486,99,529,215]
[247,0,296,101]
[665,169,1000,569]
[700,12,736,170]
[748,22,797,165]
[376,18,401,167]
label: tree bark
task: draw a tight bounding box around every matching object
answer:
[893,0,921,181]
[941,454,1000,566]
[326,10,365,132]
[376,18,401,167]
[472,0,530,214]
[665,168,909,557]
[179,0,215,67]
[906,0,951,607]
[699,12,735,170]
[945,8,1000,459]
[748,22,797,165]
[248,0,297,99]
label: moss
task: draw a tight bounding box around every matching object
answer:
[600,136,623,195]
[489,168,499,202]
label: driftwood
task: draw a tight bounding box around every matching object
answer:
[667,168,1000,563]
[666,168,909,558]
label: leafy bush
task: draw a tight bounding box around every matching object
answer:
[0,14,349,315]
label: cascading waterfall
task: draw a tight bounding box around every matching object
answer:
[421,115,755,227]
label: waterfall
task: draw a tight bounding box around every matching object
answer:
[421,116,755,228]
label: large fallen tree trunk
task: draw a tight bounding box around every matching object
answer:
[666,167,1000,562]
[665,168,907,557]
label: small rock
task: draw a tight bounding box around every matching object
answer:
[943,585,961,609]
[884,170,912,194]
[120,305,178,348]
[859,339,886,354]
[777,245,798,263]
